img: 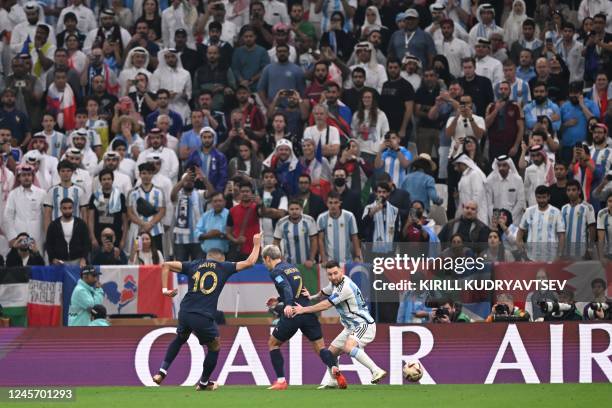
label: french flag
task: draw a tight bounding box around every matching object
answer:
[27,266,64,327]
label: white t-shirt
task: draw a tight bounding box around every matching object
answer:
[446,114,486,158]
[61,218,75,245]
[261,190,288,246]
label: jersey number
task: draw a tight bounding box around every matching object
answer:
[192,271,218,295]
[293,275,303,298]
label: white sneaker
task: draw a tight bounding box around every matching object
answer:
[371,370,387,384]
[317,380,338,389]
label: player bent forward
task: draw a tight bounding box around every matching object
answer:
[152,234,262,390]
[261,244,341,390]
[288,260,387,387]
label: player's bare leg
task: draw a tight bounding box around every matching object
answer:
[317,345,347,389]
[267,335,288,390]
[343,338,386,384]
[196,338,221,391]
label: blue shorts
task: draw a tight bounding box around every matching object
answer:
[177,311,218,345]
[272,313,322,343]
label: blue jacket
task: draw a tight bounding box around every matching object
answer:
[145,110,184,136]
[190,148,228,193]
[524,99,561,132]
[68,279,104,327]
[560,99,600,147]
[400,171,442,211]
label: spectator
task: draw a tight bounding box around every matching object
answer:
[258,43,304,109]
[88,168,128,249]
[486,155,525,225]
[0,88,31,150]
[524,144,556,207]
[509,18,543,64]
[439,201,490,249]
[453,154,488,224]
[5,233,45,267]
[4,165,46,248]
[320,82,352,139]
[196,191,230,256]
[457,57,494,117]
[273,199,318,266]
[68,265,104,326]
[129,231,164,265]
[388,9,435,69]
[257,169,288,246]
[561,179,596,259]
[474,37,503,87]
[435,19,472,79]
[144,89,183,137]
[549,161,571,210]
[349,41,387,93]
[303,104,341,166]
[63,148,93,200]
[228,141,263,181]
[91,228,128,265]
[46,197,91,266]
[497,59,531,107]
[262,138,304,196]
[192,46,236,113]
[317,191,362,263]
[571,144,602,208]
[89,304,110,326]
[517,185,565,262]
[481,230,515,262]
[374,130,412,188]
[362,182,401,253]
[137,127,179,183]
[192,126,228,193]
[335,139,373,195]
[294,174,327,221]
[414,69,444,156]
[352,88,390,165]
[226,181,260,261]
[341,67,367,114]
[379,58,415,140]
[232,26,270,92]
[560,82,599,162]
[330,167,362,222]
[43,160,87,231]
[150,49,192,122]
[401,154,441,212]
[485,80,524,160]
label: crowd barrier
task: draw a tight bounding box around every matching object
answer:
[0,322,610,385]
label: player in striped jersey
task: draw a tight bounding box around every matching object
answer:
[596,192,612,259]
[43,160,87,231]
[317,191,362,264]
[589,123,612,171]
[273,199,318,267]
[127,162,166,253]
[517,185,566,261]
[560,180,596,258]
[374,131,412,187]
[291,260,386,387]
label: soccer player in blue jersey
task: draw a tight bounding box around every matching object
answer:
[152,233,261,390]
[290,260,387,387]
[261,244,342,390]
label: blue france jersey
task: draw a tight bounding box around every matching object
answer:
[179,260,237,318]
[270,261,309,307]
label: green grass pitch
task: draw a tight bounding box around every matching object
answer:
[9,384,611,408]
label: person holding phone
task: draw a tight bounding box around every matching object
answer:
[92,228,128,265]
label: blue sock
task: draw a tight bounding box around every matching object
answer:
[319,348,335,369]
[161,336,187,371]
[269,348,285,379]
[200,350,219,383]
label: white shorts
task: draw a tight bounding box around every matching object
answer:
[330,324,376,349]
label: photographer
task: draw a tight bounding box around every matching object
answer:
[374,131,412,188]
[5,233,44,267]
[431,298,471,323]
[91,228,128,265]
[541,289,583,321]
[486,293,530,322]
[584,278,612,321]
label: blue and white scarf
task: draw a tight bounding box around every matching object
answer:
[362,201,399,253]
[93,187,122,214]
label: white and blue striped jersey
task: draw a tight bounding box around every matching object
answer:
[321,275,374,330]
[173,189,206,244]
[128,185,165,236]
[381,147,412,187]
[561,202,595,243]
[317,210,358,263]
[520,205,565,242]
[590,146,612,171]
[273,214,318,265]
[44,184,87,220]
[597,208,612,254]
[36,130,67,159]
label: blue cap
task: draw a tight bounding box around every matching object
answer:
[395,12,406,22]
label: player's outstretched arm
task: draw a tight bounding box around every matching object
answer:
[161,261,182,297]
[288,300,332,317]
[236,233,262,271]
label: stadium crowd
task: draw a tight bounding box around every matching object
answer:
[0,0,611,324]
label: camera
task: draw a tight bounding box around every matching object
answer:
[538,301,573,314]
[435,308,450,319]
[586,302,612,320]
[494,303,510,315]
[19,237,33,250]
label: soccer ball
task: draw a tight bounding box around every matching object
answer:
[403,361,423,382]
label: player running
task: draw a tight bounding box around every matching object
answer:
[152,234,262,390]
[261,244,341,390]
[289,260,387,387]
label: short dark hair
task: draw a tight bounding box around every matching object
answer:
[262,168,277,179]
[57,160,74,171]
[156,89,170,98]
[568,81,583,94]
[210,191,225,200]
[566,179,582,190]
[352,67,366,77]
[239,181,253,191]
[60,197,74,206]
[461,57,476,66]
[288,199,303,207]
[138,162,155,173]
[327,191,341,201]
[325,260,340,269]
[275,43,290,51]
[535,185,550,196]
[99,168,114,180]
[531,129,549,141]
[522,19,535,29]
[376,182,391,192]
[298,174,311,183]
[533,81,547,91]
[562,22,575,31]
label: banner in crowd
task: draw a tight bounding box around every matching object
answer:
[0,323,610,386]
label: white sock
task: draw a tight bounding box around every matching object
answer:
[350,347,380,374]
[277,377,286,382]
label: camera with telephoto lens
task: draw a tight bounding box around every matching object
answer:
[586,302,612,320]
[538,301,573,314]
[494,303,510,315]
[435,308,450,319]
